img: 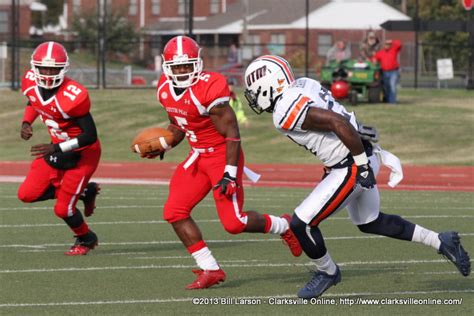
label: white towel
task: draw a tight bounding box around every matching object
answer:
[373,145,403,188]
[243,166,261,183]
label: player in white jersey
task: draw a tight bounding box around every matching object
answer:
[244,55,470,299]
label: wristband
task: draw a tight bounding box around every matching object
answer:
[225,137,241,142]
[224,165,238,178]
[59,138,79,152]
[353,152,369,166]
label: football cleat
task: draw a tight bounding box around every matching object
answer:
[80,182,100,217]
[438,231,471,276]
[297,266,342,299]
[185,269,226,290]
[280,214,303,257]
[64,230,98,256]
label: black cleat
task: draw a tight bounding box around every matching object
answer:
[297,266,342,299]
[64,230,98,256]
[80,182,100,217]
[438,231,471,277]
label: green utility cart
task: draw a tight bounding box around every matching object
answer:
[320,60,382,105]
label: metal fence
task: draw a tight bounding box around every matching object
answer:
[2,39,471,90]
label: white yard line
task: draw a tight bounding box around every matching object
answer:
[1,175,473,191]
[1,233,473,249]
[0,289,472,308]
[1,259,473,274]
[1,216,473,228]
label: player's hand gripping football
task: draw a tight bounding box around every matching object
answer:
[214,172,238,197]
[21,122,33,140]
[356,163,376,189]
[140,150,165,160]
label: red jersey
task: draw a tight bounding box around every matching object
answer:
[156,71,230,148]
[374,40,402,71]
[21,70,91,144]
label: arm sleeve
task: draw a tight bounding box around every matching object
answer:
[22,104,39,124]
[53,113,97,152]
[393,40,402,52]
[74,113,98,147]
[326,47,334,62]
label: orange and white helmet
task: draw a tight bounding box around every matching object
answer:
[162,35,203,88]
[31,41,69,89]
[244,55,295,114]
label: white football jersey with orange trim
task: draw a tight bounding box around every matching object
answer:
[273,77,357,167]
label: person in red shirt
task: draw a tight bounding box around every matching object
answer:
[374,39,402,104]
[144,36,302,290]
[18,41,101,256]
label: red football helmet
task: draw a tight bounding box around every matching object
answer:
[162,36,202,88]
[31,41,69,89]
[330,80,349,99]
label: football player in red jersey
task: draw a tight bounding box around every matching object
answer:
[18,41,101,256]
[145,35,302,289]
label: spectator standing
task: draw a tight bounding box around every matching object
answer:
[374,39,402,104]
[227,43,239,65]
[359,31,381,61]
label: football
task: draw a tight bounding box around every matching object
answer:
[131,127,174,154]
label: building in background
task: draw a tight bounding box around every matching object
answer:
[4,0,416,86]
[0,0,34,41]
[57,0,413,73]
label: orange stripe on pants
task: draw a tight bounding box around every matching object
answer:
[310,165,357,227]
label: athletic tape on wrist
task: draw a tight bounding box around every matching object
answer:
[59,138,79,152]
[353,152,369,166]
[224,165,238,178]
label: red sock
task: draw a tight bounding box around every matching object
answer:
[187,240,207,254]
[71,222,89,236]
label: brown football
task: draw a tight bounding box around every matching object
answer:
[131,127,174,154]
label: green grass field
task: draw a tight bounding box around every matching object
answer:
[1,88,473,165]
[0,183,472,315]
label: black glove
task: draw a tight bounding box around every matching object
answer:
[356,163,376,189]
[213,172,238,197]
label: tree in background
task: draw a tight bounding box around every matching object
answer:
[418,0,470,72]
[41,0,64,26]
[384,0,470,72]
[30,0,63,36]
[71,8,139,59]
